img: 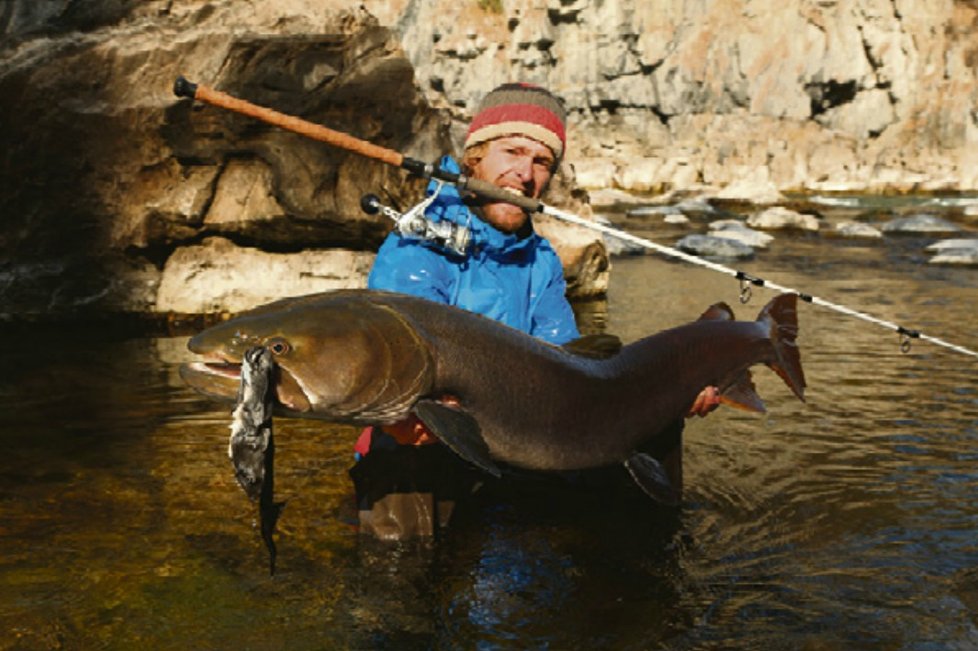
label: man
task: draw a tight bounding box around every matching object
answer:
[349,83,718,539]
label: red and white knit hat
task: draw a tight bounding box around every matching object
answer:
[464,83,567,159]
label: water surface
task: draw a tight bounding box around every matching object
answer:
[1,200,977,650]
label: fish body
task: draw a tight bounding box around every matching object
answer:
[181,289,805,502]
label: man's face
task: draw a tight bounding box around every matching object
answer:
[469,135,556,233]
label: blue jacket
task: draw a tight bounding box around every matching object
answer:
[368,156,579,345]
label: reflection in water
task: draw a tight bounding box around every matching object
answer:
[1,204,978,649]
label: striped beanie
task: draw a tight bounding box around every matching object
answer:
[464,83,567,159]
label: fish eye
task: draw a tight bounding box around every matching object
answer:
[267,338,291,356]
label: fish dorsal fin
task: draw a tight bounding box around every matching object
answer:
[698,302,735,321]
[413,399,501,477]
[562,333,623,359]
[719,369,767,413]
[623,453,680,506]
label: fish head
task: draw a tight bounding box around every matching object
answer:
[180,291,434,421]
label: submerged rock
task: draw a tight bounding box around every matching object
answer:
[707,220,774,248]
[834,221,883,239]
[925,238,978,266]
[676,234,755,260]
[881,214,962,235]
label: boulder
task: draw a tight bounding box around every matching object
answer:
[707,220,774,248]
[881,214,962,235]
[925,237,978,266]
[748,207,821,231]
[676,234,755,260]
[834,221,883,239]
[156,237,373,314]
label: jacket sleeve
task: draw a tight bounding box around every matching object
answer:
[529,249,580,345]
[367,234,455,304]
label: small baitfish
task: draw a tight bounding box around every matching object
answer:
[228,346,283,575]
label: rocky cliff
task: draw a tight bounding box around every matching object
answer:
[1,0,975,318]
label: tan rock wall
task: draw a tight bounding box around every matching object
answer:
[368,0,978,194]
[3,0,976,317]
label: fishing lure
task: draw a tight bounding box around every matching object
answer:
[229,346,284,575]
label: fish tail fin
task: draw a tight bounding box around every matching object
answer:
[757,293,806,402]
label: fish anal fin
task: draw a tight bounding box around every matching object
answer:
[414,399,501,477]
[719,369,767,413]
[562,333,623,359]
[624,453,680,506]
[698,302,735,322]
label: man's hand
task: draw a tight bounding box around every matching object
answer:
[688,386,721,417]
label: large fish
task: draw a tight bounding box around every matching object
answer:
[180,289,805,504]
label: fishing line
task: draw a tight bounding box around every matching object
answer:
[542,204,978,360]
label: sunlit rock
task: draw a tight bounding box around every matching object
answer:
[156,238,373,314]
[747,207,820,231]
[714,175,785,205]
[834,221,883,238]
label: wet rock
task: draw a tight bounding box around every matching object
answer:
[747,207,820,231]
[626,205,690,225]
[881,214,962,235]
[676,234,755,260]
[925,238,978,266]
[626,205,681,218]
[664,213,691,225]
[595,216,645,256]
[929,249,978,266]
[707,220,774,248]
[673,197,718,217]
[834,221,883,239]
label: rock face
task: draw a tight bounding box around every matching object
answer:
[2,0,977,317]
[371,0,978,196]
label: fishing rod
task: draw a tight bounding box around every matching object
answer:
[172,76,978,360]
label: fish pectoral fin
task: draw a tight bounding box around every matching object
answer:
[414,399,501,478]
[624,453,680,506]
[561,333,623,359]
[719,369,767,413]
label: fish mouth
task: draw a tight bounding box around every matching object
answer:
[179,353,242,402]
[180,353,313,414]
[194,354,243,379]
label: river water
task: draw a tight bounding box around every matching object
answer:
[1,197,977,650]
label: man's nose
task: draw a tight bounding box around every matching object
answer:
[512,155,534,182]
